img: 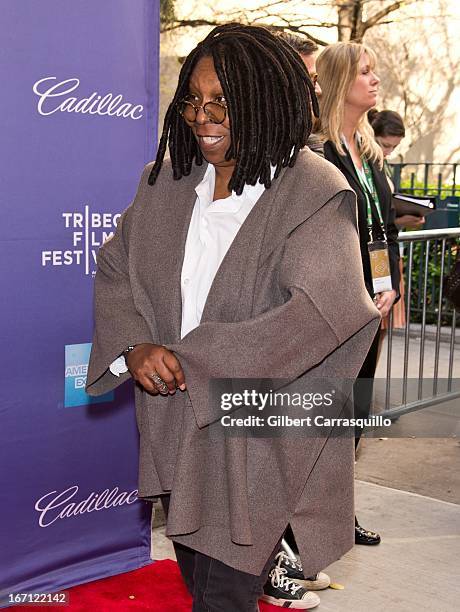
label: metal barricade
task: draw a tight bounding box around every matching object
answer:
[382,228,460,418]
[279,228,460,561]
[390,162,460,199]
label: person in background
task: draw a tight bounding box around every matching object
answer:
[274,31,324,156]
[317,42,401,546]
[368,109,424,347]
[368,109,405,160]
[275,31,322,97]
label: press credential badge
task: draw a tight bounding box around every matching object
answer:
[368,240,392,293]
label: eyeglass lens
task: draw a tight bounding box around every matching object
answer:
[180,101,226,124]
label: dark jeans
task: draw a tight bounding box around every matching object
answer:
[354,326,381,449]
[160,495,282,612]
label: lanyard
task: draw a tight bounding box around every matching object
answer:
[359,157,384,226]
[352,154,387,242]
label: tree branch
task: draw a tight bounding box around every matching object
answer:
[361,0,417,33]
[443,144,460,165]
[162,15,330,45]
[161,18,225,33]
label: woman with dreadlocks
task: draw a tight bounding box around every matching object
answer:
[86,24,380,611]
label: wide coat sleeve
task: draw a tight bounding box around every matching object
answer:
[86,166,156,396]
[166,190,380,428]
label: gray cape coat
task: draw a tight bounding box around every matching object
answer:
[86,147,380,576]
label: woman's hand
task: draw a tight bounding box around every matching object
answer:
[396,214,425,229]
[374,289,397,318]
[125,343,186,395]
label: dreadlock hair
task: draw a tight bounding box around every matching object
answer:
[148,23,318,195]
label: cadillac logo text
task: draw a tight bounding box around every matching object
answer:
[35,485,138,527]
[33,76,144,120]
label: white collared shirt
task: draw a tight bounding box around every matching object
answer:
[110,163,269,376]
[180,163,266,337]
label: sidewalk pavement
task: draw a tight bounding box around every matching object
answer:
[151,478,460,611]
[375,324,459,382]
[393,323,459,345]
[310,480,460,611]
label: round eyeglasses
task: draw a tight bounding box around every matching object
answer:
[178,99,227,124]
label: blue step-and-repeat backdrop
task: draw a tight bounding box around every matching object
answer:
[0,0,160,601]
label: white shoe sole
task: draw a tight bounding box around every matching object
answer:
[292,574,331,591]
[260,593,320,609]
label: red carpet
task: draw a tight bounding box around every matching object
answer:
[12,559,279,611]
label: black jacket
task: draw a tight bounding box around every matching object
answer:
[323,140,400,298]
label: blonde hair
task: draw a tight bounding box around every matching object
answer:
[316,42,383,167]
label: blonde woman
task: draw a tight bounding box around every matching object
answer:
[317,42,400,546]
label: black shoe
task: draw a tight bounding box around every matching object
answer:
[261,565,320,609]
[274,551,331,590]
[355,519,381,545]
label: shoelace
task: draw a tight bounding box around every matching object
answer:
[275,550,303,572]
[269,566,303,595]
[275,551,303,572]
[275,551,319,581]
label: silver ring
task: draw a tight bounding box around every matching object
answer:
[150,372,169,393]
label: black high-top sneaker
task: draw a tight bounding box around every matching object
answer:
[261,564,320,609]
[275,551,331,590]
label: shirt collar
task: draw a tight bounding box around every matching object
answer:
[194,163,275,211]
[194,163,215,205]
[341,131,362,150]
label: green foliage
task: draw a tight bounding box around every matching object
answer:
[403,239,458,326]
[160,0,175,26]
[399,179,460,198]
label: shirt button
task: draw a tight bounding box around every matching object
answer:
[183,278,189,285]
